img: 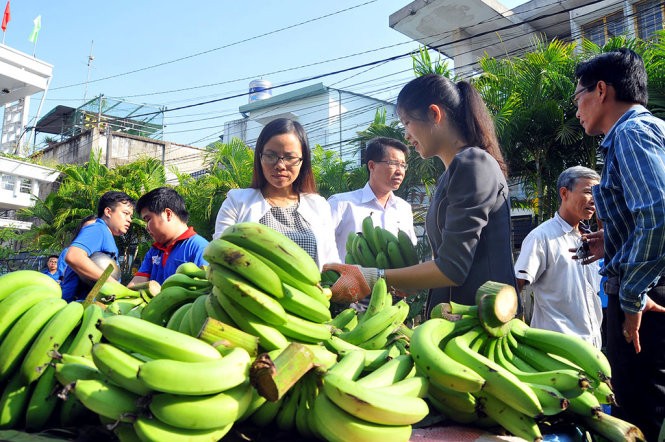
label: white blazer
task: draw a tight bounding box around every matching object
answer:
[213,188,341,269]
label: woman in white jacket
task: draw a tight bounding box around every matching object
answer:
[213,118,340,269]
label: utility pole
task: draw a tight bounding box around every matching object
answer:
[83,40,94,103]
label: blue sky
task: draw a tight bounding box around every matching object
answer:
[3,0,527,148]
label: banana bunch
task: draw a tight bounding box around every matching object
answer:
[412,281,643,442]
[57,314,252,441]
[0,270,111,431]
[312,350,429,442]
[333,277,410,351]
[195,223,334,351]
[344,215,418,268]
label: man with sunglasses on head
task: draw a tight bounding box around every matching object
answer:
[328,137,417,309]
[573,48,665,441]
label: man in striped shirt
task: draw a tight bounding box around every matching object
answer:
[573,48,665,441]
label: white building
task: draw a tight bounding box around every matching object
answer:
[0,44,58,230]
[389,0,664,77]
[224,82,397,167]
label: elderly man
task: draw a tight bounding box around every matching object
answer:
[514,166,602,348]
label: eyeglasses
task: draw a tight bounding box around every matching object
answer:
[571,82,611,107]
[260,153,303,167]
[374,160,408,170]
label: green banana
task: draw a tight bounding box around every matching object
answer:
[249,396,283,427]
[312,393,413,442]
[54,361,102,385]
[0,286,59,341]
[328,307,358,331]
[375,251,390,269]
[58,394,93,427]
[275,382,300,431]
[345,231,357,256]
[428,381,478,414]
[278,283,331,323]
[493,333,590,392]
[24,364,58,431]
[160,272,212,291]
[148,381,253,430]
[72,378,140,422]
[140,285,208,326]
[360,277,392,325]
[386,240,407,268]
[97,314,222,362]
[91,343,151,395]
[397,229,419,266]
[338,300,408,345]
[0,371,32,429]
[359,300,409,350]
[272,311,334,343]
[0,297,66,382]
[295,374,316,439]
[344,253,357,264]
[204,238,284,298]
[215,289,289,351]
[0,269,61,302]
[137,347,250,395]
[204,293,235,325]
[510,318,611,385]
[361,215,380,255]
[474,390,543,442]
[66,303,104,358]
[177,304,195,336]
[21,301,84,384]
[187,294,209,337]
[427,393,479,424]
[409,318,485,393]
[566,389,602,417]
[524,382,569,416]
[327,349,366,379]
[165,301,192,331]
[592,381,616,406]
[353,234,377,267]
[356,354,414,388]
[444,327,542,417]
[209,264,287,326]
[221,221,320,285]
[376,376,428,398]
[176,261,207,279]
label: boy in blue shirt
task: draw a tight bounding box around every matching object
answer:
[42,255,62,283]
[129,187,208,286]
[61,191,135,302]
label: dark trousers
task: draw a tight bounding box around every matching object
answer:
[605,277,665,441]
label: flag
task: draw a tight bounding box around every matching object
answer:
[1,1,10,32]
[28,15,40,43]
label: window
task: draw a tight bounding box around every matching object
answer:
[19,179,31,194]
[582,12,627,46]
[1,174,14,192]
[635,0,664,40]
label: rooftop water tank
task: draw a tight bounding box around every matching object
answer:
[248,79,272,103]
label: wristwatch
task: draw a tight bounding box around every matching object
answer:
[377,268,386,281]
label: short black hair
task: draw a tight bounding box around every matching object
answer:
[365,137,409,165]
[48,255,59,260]
[97,191,135,218]
[136,187,189,223]
[575,48,648,106]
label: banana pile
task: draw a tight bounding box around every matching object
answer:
[343,215,418,268]
[411,282,645,442]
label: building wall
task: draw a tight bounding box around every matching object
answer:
[223,89,397,168]
[33,128,206,184]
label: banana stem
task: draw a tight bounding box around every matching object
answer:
[128,280,161,297]
[250,343,315,402]
[198,317,259,357]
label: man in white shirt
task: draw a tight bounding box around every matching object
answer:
[328,137,417,265]
[514,166,603,348]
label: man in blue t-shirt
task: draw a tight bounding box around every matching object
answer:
[42,255,62,283]
[61,191,135,302]
[128,187,208,286]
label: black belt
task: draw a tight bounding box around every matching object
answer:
[604,275,665,296]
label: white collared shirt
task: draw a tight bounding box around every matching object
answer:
[328,182,416,261]
[514,212,603,348]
